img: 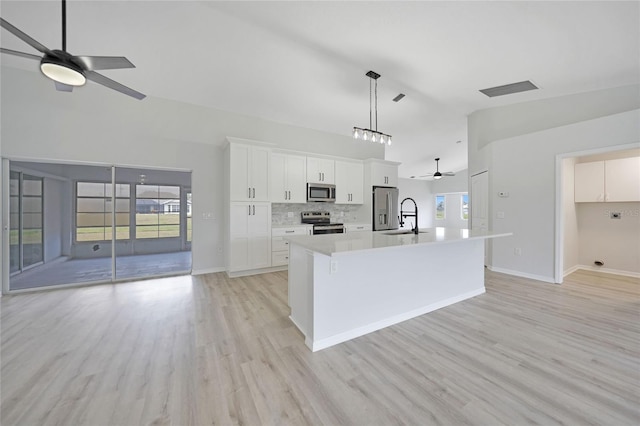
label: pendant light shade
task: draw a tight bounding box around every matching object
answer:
[352,70,392,146]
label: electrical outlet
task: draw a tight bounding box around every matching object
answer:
[287,212,294,218]
[610,212,621,219]
[330,261,338,274]
[497,211,505,219]
[514,248,522,256]
[498,191,510,198]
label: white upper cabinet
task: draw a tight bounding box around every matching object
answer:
[307,157,335,184]
[605,157,640,202]
[335,160,364,204]
[271,153,307,203]
[229,144,270,201]
[575,161,605,202]
[575,157,640,202]
[370,161,398,187]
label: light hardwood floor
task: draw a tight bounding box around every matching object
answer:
[1,269,639,425]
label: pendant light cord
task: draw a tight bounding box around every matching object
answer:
[369,77,373,130]
[62,0,67,51]
[375,78,378,132]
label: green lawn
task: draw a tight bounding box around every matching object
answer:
[75,213,191,241]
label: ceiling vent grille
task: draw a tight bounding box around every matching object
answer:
[479,80,538,97]
[392,93,405,102]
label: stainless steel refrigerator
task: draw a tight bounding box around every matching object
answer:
[372,186,399,231]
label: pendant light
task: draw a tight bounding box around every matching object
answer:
[353,70,392,146]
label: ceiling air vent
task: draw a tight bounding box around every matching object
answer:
[479,80,538,97]
[392,93,406,102]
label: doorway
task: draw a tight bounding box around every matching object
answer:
[471,170,489,265]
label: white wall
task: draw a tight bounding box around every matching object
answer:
[397,178,433,229]
[469,105,640,282]
[562,158,579,275]
[576,202,640,274]
[1,68,385,274]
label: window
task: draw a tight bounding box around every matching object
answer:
[461,194,469,220]
[435,195,446,220]
[76,182,130,242]
[187,192,192,243]
[136,185,181,239]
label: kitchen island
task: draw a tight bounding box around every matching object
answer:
[285,228,511,351]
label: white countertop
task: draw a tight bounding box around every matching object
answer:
[285,227,512,257]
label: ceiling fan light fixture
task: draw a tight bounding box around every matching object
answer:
[40,56,86,86]
[433,172,442,180]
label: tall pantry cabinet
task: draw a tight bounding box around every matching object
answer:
[225,139,272,274]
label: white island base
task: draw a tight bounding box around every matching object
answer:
[287,231,500,352]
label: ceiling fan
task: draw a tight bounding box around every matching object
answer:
[412,158,455,180]
[0,0,145,100]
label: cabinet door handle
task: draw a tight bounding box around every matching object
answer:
[319,172,321,181]
[252,188,255,198]
[252,205,255,215]
[248,187,251,198]
[322,172,325,181]
[248,205,251,216]
[285,190,288,200]
[285,230,294,233]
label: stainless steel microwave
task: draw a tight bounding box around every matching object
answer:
[307,183,336,202]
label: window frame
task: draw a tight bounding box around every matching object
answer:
[75,181,131,243]
[435,194,446,220]
[460,193,469,220]
[134,184,182,240]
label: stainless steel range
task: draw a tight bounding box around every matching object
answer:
[301,211,345,235]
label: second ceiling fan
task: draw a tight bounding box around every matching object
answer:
[415,158,455,180]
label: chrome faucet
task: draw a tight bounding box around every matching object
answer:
[399,197,419,234]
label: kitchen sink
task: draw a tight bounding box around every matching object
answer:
[382,230,429,235]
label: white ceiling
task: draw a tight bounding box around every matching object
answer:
[1,1,638,179]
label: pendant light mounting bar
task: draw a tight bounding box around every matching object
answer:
[365,70,380,80]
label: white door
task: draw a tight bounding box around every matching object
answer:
[270,153,287,203]
[286,155,307,203]
[471,171,489,264]
[250,147,270,201]
[230,144,250,201]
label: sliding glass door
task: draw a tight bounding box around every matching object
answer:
[9,171,44,276]
[8,161,191,291]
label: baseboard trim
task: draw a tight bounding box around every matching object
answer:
[487,266,556,284]
[563,265,581,277]
[191,267,225,276]
[573,265,640,279]
[309,287,486,352]
[226,265,287,278]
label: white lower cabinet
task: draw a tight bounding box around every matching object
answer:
[229,202,271,272]
[345,223,372,232]
[271,226,312,267]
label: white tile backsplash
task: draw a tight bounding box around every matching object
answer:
[272,203,363,225]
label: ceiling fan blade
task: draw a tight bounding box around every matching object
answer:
[443,172,456,176]
[0,18,50,54]
[0,47,41,61]
[54,81,73,92]
[418,174,434,177]
[85,70,146,100]
[75,55,135,71]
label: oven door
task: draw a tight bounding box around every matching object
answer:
[307,183,336,202]
[313,225,345,235]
